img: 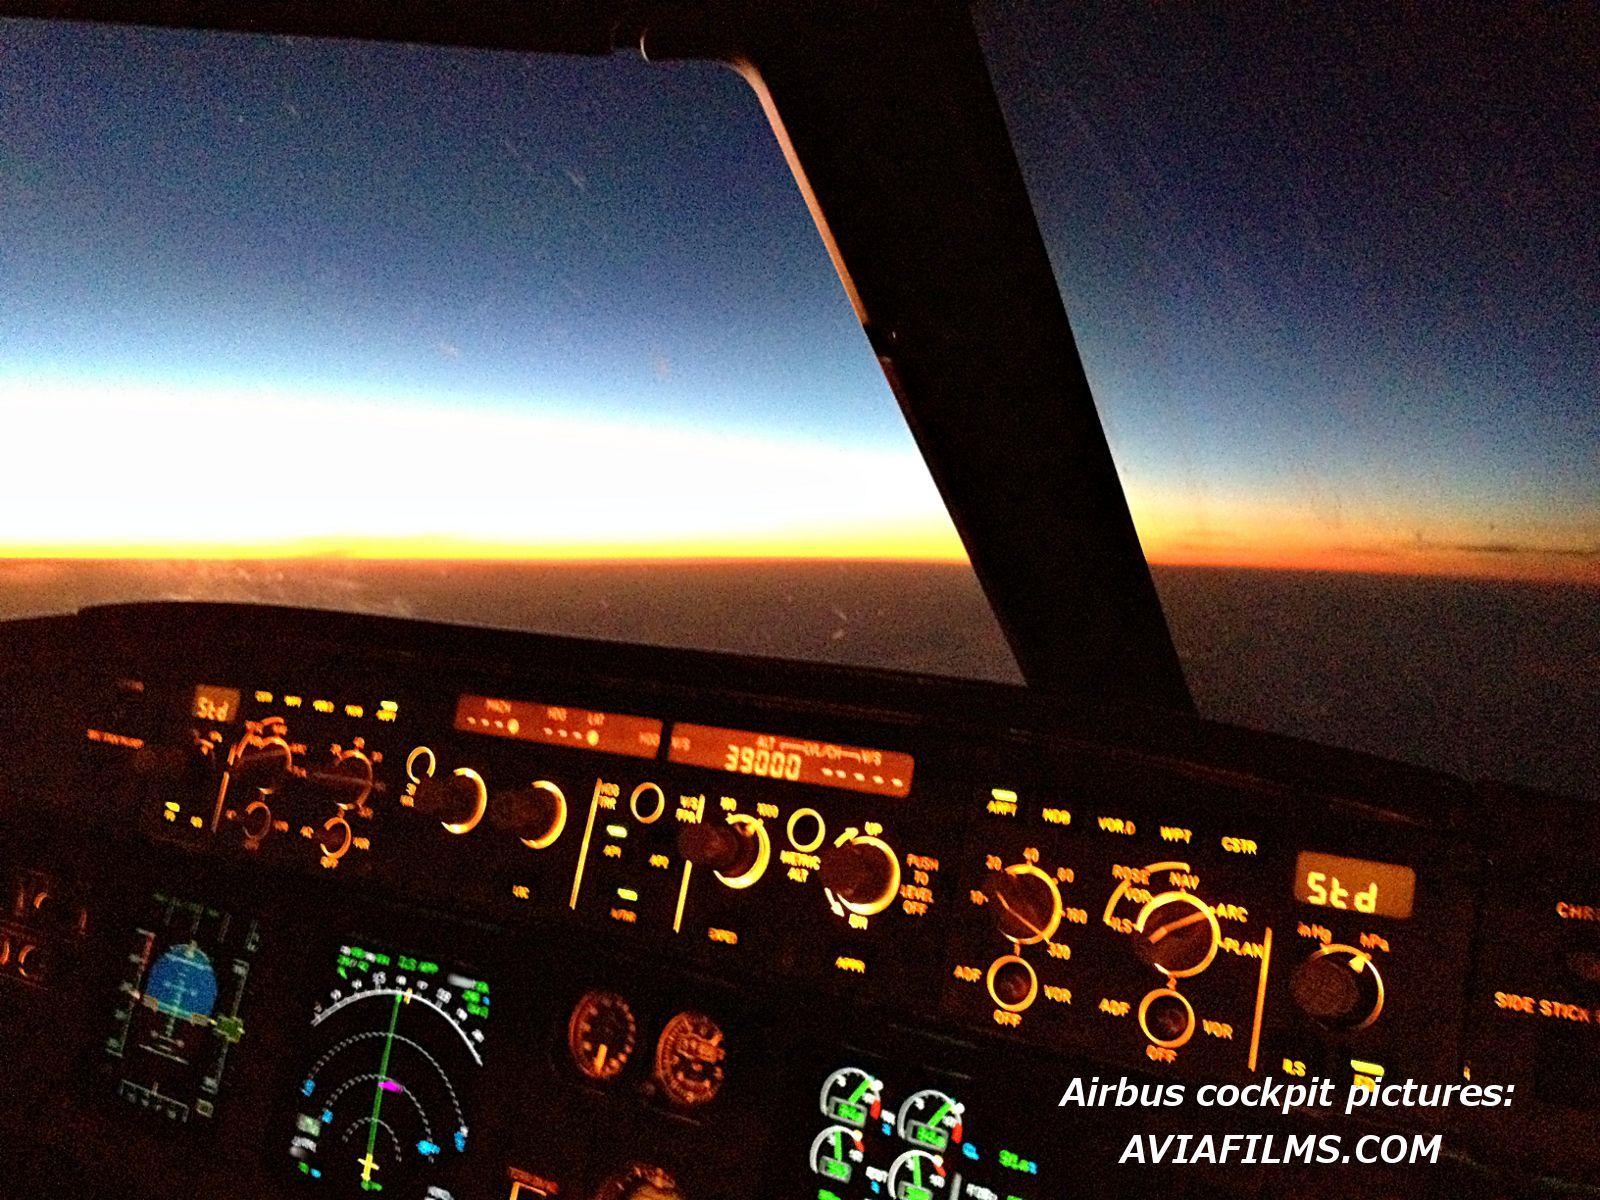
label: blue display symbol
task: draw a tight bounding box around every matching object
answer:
[453,1130,467,1153]
[302,1080,316,1097]
[145,942,218,1020]
[963,1142,979,1161]
[417,1140,441,1158]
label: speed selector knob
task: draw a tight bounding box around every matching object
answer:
[492,780,568,849]
[1290,945,1385,1031]
[986,864,1063,944]
[411,768,488,834]
[820,834,901,916]
[677,814,770,889]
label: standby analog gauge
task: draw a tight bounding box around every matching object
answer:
[653,1011,726,1107]
[897,1088,964,1153]
[819,1065,882,1127]
[568,991,637,1082]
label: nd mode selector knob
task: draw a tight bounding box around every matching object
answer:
[820,833,901,916]
[1134,892,1221,978]
[1290,944,1385,1030]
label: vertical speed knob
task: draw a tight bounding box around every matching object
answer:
[820,834,901,916]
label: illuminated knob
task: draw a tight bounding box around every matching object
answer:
[242,799,273,842]
[492,781,568,849]
[1138,988,1196,1049]
[985,954,1038,1012]
[302,750,374,811]
[678,814,770,889]
[319,814,353,862]
[227,734,292,788]
[592,1164,682,1200]
[986,864,1063,944]
[1133,892,1220,978]
[1290,944,1385,1030]
[820,834,901,916]
[412,768,488,834]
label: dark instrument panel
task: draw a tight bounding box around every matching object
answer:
[1,603,1597,1198]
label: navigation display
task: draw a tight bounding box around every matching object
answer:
[287,942,491,1197]
[105,892,259,1123]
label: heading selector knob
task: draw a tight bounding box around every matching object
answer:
[820,833,901,916]
[411,767,488,834]
[1290,944,1385,1031]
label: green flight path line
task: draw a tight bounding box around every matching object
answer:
[360,988,407,1189]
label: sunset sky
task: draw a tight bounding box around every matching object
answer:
[0,10,1594,584]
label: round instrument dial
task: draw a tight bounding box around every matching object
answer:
[653,1010,727,1107]
[568,990,637,1082]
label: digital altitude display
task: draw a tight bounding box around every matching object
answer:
[192,683,242,723]
[288,942,490,1197]
[669,723,914,798]
[454,694,662,759]
[1294,851,1416,919]
[105,892,259,1123]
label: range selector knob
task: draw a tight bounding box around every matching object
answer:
[820,833,901,916]
[677,814,770,888]
[1290,944,1385,1030]
[986,864,1063,944]
[411,767,488,834]
[492,780,568,849]
[592,1164,682,1200]
[1134,891,1221,978]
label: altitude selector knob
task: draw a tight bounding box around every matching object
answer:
[1290,945,1385,1031]
[820,835,901,916]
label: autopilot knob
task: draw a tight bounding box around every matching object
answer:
[492,780,568,849]
[1290,944,1385,1031]
[677,814,769,888]
[985,864,1063,944]
[411,767,487,834]
[819,834,901,916]
[592,1163,682,1200]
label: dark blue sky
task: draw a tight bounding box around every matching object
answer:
[0,8,1594,577]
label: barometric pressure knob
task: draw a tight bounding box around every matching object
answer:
[492,780,568,849]
[1290,944,1385,1030]
[677,814,770,888]
[411,767,487,834]
[986,864,1063,944]
[820,834,901,916]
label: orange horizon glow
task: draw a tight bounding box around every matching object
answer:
[0,376,1593,588]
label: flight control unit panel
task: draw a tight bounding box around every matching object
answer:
[1,603,1597,1199]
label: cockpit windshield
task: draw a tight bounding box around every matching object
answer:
[1,12,1594,798]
